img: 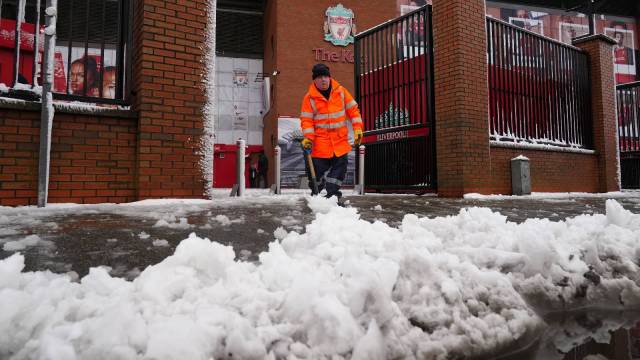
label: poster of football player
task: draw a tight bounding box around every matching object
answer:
[605,21,636,83]
[559,22,589,44]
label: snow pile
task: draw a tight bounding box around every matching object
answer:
[464,191,637,200]
[152,239,169,247]
[213,214,244,226]
[512,155,529,161]
[153,215,192,229]
[2,235,52,251]
[11,82,43,95]
[1,199,640,359]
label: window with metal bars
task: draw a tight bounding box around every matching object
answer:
[0,0,130,104]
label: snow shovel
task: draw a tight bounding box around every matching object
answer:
[287,129,320,195]
[302,146,320,196]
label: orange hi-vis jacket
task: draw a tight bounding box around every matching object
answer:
[300,79,363,158]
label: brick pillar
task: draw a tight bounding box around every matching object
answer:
[574,35,620,192]
[432,0,491,197]
[132,0,208,199]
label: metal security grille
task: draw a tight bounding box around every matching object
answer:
[618,81,640,189]
[487,17,593,149]
[0,0,130,104]
[354,5,436,192]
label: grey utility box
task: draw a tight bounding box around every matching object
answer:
[511,155,531,195]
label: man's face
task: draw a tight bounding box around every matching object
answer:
[613,26,624,43]
[516,10,527,18]
[614,32,623,42]
[70,63,85,94]
[102,71,116,99]
[314,75,331,91]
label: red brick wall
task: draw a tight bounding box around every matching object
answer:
[1,0,211,206]
[131,0,208,199]
[489,146,599,194]
[574,35,620,192]
[432,0,492,197]
[262,0,278,184]
[0,106,137,206]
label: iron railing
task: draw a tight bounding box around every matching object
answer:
[355,5,434,134]
[354,5,436,191]
[487,17,593,149]
[0,0,130,104]
[618,81,640,153]
[618,81,640,189]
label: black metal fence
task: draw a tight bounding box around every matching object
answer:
[354,5,436,191]
[487,17,593,149]
[364,134,434,190]
[618,81,640,189]
[0,0,130,104]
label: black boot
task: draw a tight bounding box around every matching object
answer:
[325,191,345,206]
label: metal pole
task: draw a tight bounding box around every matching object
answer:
[358,145,365,195]
[236,139,245,197]
[37,0,57,208]
[274,146,281,195]
[32,0,42,87]
[12,0,26,87]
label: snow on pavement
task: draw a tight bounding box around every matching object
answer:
[1,197,640,359]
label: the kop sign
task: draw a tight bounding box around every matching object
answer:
[313,4,355,64]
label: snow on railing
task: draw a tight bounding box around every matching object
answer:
[487,17,593,150]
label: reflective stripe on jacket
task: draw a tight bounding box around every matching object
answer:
[300,79,363,158]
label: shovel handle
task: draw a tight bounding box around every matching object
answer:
[302,149,319,194]
[299,142,319,194]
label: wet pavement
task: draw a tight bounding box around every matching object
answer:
[496,310,640,360]
[2,191,640,358]
[2,192,640,278]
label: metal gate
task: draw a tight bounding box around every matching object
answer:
[354,5,436,192]
[617,81,640,189]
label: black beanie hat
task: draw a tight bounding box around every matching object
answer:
[312,63,331,79]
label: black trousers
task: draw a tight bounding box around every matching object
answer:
[306,153,348,198]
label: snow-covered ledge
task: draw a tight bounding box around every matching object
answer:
[0,96,135,119]
[491,140,596,155]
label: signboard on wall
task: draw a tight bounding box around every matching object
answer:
[559,22,589,44]
[0,20,66,92]
[323,4,356,46]
[397,0,430,16]
[314,4,357,63]
[215,57,265,145]
[278,117,355,188]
